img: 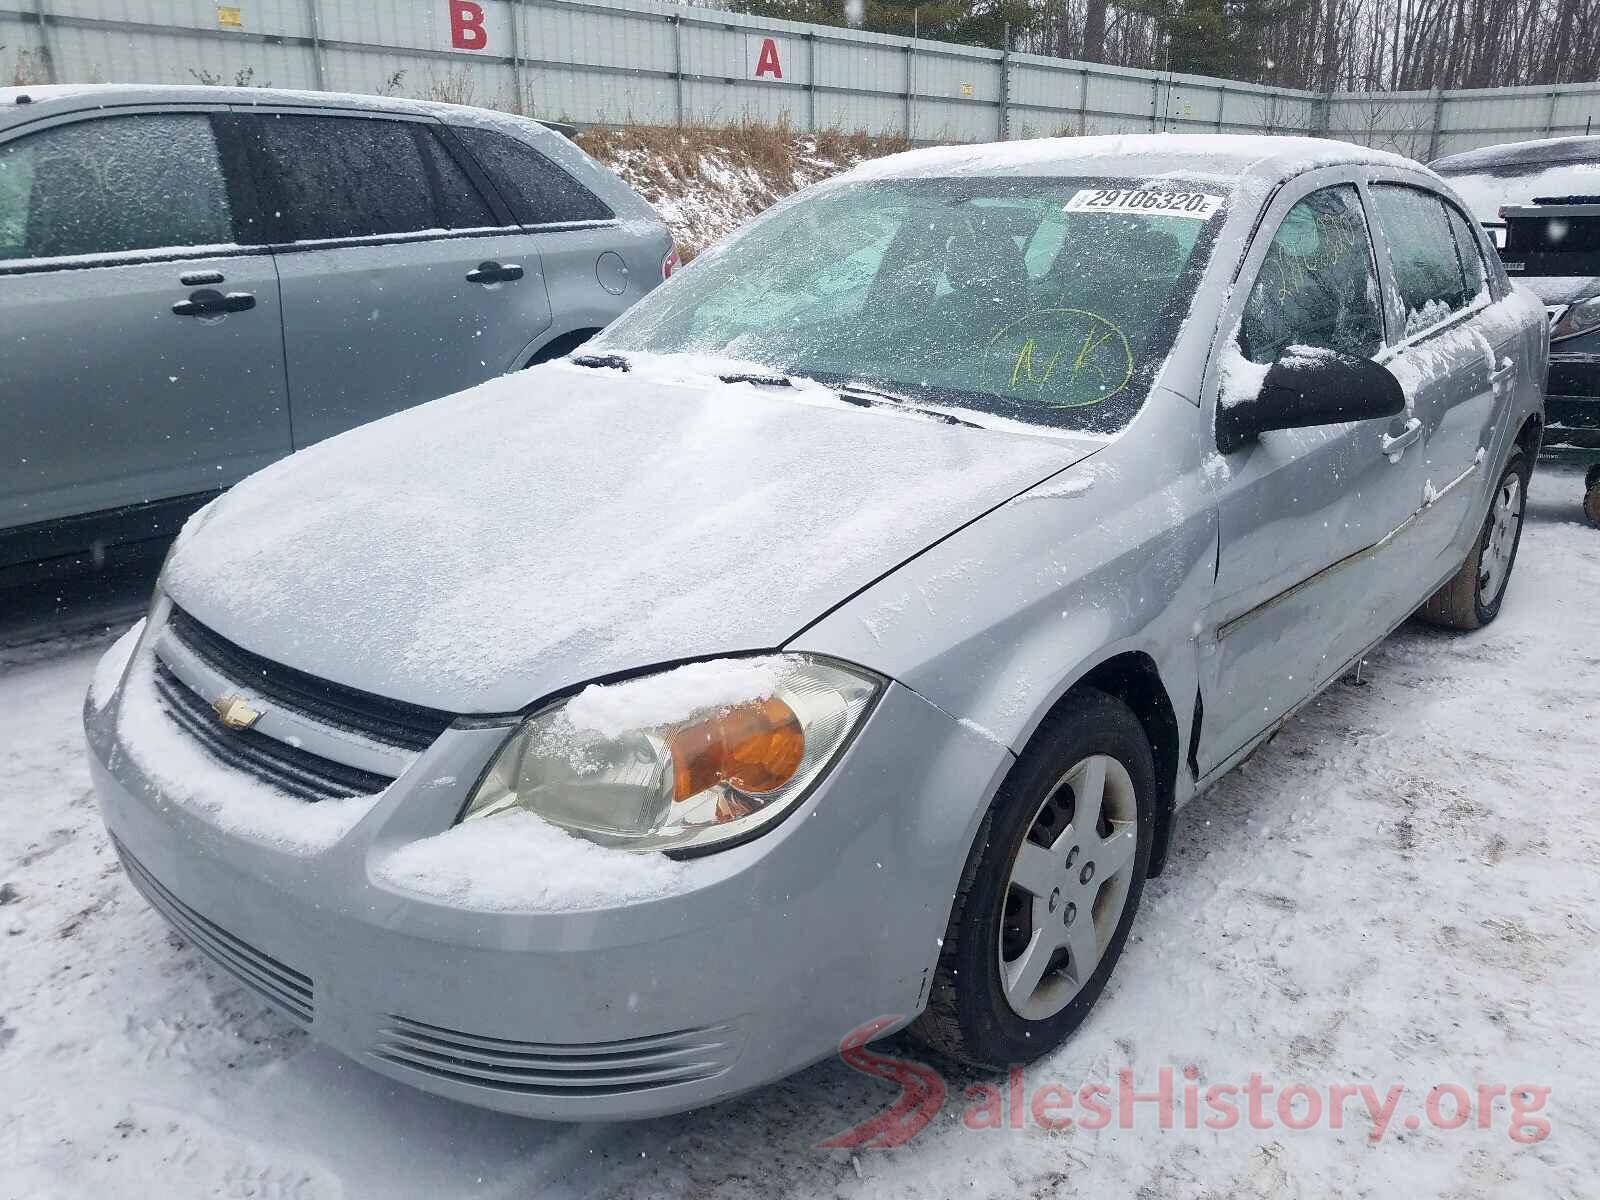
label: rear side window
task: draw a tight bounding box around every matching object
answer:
[1369,184,1470,333]
[451,126,613,225]
[1239,184,1384,365]
[418,130,496,230]
[246,115,492,242]
[1445,204,1489,300]
[0,113,232,262]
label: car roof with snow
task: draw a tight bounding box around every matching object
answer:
[1432,135,1600,174]
[0,82,576,135]
[839,133,1424,188]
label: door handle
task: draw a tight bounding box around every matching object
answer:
[172,289,256,317]
[1381,417,1423,460]
[465,261,524,284]
[180,270,225,286]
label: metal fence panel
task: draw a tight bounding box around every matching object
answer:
[3,0,1598,158]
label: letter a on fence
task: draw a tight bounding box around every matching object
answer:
[751,36,783,79]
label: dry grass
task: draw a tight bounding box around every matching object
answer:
[575,117,911,259]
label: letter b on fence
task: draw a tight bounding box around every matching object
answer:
[449,0,488,50]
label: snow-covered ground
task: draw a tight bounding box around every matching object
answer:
[3,463,1597,1199]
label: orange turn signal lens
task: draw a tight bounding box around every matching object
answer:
[669,696,805,807]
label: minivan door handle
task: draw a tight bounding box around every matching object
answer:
[1381,417,1423,460]
[465,261,524,284]
[172,289,256,317]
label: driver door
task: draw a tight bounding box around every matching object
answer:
[1196,174,1428,776]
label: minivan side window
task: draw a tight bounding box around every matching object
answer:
[247,115,493,242]
[450,126,614,225]
[1445,203,1489,301]
[1369,184,1471,334]
[1239,184,1384,365]
[0,114,232,262]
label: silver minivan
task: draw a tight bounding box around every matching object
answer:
[0,84,671,576]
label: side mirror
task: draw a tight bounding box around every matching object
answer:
[1217,345,1405,455]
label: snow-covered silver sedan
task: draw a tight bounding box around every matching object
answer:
[85,135,1546,1120]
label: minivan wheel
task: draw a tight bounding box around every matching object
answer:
[1585,466,1600,529]
[910,689,1154,1069]
[1418,450,1529,631]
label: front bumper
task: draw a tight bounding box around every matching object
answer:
[85,645,1008,1121]
[1547,355,1600,442]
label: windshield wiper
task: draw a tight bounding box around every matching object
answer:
[829,382,985,429]
[718,371,794,387]
[570,352,630,372]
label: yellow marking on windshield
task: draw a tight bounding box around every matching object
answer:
[1073,327,1118,372]
[989,308,1135,408]
[1011,338,1067,389]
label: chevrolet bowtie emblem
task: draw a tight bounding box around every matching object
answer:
[212,694,263,731]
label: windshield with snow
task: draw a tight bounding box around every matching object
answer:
[593,176,1228,434]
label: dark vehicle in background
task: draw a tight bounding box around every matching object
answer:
[1434,136,1600,523]
[0,85,673,581]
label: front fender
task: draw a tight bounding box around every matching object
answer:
[789,387,1214,806]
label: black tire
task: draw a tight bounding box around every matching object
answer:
[1586,477,1600,530]
[909,688,1155,1070]
[1418,449,1530,630]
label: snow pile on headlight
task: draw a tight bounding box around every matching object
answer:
[87,619,143,712]
[115,655,386,854]
[564,656,782,738]
[374,810,695,912]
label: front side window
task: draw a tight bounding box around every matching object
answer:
[0,114,232,262]
[1369,184,1471,333]
[451,126,614,225]
[1445,203,1489,300]
[592,177,1227,434]
[1239,184,1384,365]
[247,115,486,242]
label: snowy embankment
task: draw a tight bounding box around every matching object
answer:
[2,464,1598,1198]
[575,123,910,260]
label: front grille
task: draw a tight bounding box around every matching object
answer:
[166,607,454,753]
[153,661,393,802]
[114,836,314,1024]
[372,1015,736,1098]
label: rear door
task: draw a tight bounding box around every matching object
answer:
[0,106,289,550]
[1199,176,1427,773]
[447,124,652,356]
[1364,183,1500,586]
[234,108,553,447]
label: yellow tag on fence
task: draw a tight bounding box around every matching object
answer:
[217,5,243,28]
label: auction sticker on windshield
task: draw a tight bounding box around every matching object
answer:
[1065,188,1224,219]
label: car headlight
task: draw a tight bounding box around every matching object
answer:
[1551,295,1600,342]
[460,655,880,854]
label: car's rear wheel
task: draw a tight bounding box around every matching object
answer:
[1418,450,1529,630]
[1585,465,1600,530]
[910,689,1154,1069]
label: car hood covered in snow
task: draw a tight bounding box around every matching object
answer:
[163,362,1100,714]
[1517,274,1600,306]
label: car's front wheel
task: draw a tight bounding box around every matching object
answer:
[911,689,1154,1069]
[1418,449,1529,630]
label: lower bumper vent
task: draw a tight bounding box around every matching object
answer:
[114,837,314,1025]
[373,1015,736,1098]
